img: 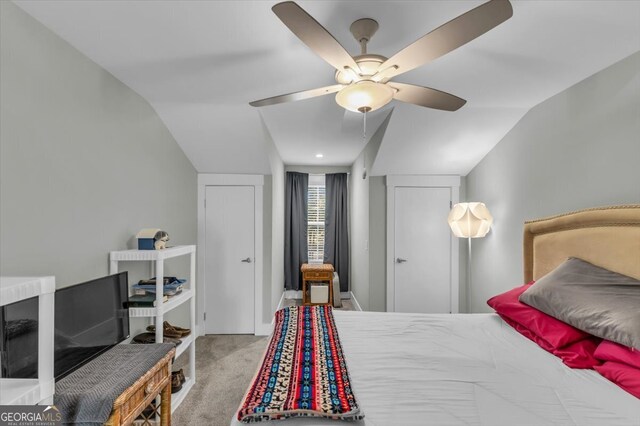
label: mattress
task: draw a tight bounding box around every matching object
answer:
[232,311,640,426]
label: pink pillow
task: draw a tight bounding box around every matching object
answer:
[487,283,590,349]
[553,337,601,369]
[499,314,554,352]
[500,314,600,368]
[595,340,640,369]
[595,362,640,399]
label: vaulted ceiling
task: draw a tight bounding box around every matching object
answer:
[14,1,640,175]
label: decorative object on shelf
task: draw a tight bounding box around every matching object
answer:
[154,230,170,250]
[447,202,493,313]
[136,228,161,250]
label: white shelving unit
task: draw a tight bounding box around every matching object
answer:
[0,276,55,405]
[109,245,196,412]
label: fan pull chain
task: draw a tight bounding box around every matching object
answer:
[363,109,367,144]
[362,110,368,180]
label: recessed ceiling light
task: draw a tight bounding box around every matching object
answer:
[315,153,324,158]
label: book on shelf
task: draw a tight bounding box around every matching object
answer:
[132,284,184,296]
[126,294,168,307]
[138,277,187,286]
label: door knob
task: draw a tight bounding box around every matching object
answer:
[396,258,407,263]
[241,257,252,263]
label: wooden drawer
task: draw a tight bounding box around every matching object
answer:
[106,349,174,426]
[304,271,332,280]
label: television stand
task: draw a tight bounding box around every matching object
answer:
[55,344,175,425]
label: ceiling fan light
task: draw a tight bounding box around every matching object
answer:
[335,81,394,113]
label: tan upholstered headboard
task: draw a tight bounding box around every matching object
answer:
[523,205,640,282]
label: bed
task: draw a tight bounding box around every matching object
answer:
[233,205,640,425]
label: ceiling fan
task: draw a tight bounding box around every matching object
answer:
[250,0,512,113]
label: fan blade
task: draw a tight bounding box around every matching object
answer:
[250,84,344,107]
[389,82,466,111]
[378,0,512,79]
[272,1,360,73]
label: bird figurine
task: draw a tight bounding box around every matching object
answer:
[154,231,169,250]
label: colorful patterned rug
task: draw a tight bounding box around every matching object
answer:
[237,305,363,423]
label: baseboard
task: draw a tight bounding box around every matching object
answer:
[285,290,351,300]
[276,291,285,310]
[284,290,302,299]
[255,322,273,336]
[269,290,285,330]
[350,291,363,311]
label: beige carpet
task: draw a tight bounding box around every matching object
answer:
[172,299,355,425]
[172,335,267,426]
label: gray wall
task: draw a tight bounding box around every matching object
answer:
[349,113,392,310]
[368,176,386,311]
[263,175,274,323]
[466,52,640,313]
[349,151,369,308]
[262,116,285,323]
[270,163,285,318]
[0,2,197,327]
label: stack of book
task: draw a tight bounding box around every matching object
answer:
[126,277,187,308]
[126,294,168,308]
[132,282,184,297]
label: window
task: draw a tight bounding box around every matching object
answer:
[307,175,325,263]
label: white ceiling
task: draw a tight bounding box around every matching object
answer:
[14,1,640,175]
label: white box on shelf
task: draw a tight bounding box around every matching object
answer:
[310,284,329,304]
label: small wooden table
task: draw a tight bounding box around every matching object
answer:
[301,263,334,306]
[56,344,175,426]
[105,347,174,426]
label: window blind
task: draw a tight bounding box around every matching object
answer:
[307,184,325,263]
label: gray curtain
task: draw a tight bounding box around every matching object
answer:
[284,172,308,291]
[324,173,349,292]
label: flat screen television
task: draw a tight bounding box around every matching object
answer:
[0,272,130,380]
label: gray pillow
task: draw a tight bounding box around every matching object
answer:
[519,257,640,349]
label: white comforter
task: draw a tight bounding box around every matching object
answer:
[232,311,640,426]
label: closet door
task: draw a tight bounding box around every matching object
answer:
[205,185,255,334]
[393,187,452,313]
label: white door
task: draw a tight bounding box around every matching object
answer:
[205,185,255,334]
[394,187,451,313]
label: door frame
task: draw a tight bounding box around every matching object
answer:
[197,174,264,336]
[386,175,460,313]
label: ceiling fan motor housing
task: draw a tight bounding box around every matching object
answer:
[334,54,388,84]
